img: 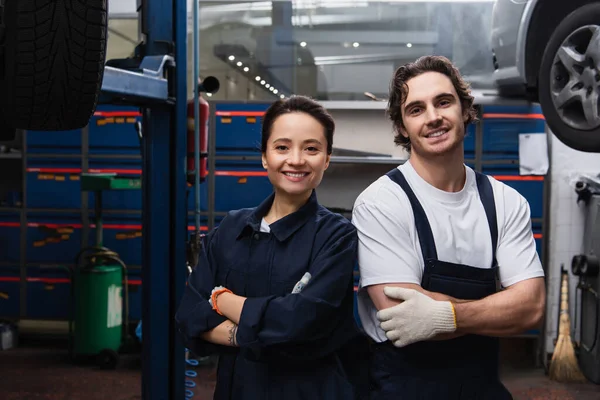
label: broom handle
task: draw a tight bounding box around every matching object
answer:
[559,272,571,336]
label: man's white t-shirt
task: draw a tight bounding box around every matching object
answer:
[352,161,545,342]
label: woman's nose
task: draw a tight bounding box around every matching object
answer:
[287,150,305,165]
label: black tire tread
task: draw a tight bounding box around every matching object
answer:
[1,0,107,131]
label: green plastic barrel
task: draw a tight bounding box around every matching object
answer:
[73,265,123,356]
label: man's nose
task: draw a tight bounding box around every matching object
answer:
[425,108,442,125]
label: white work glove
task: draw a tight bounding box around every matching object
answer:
[377,287,457,348]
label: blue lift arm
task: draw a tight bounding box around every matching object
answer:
[99,0,188,398]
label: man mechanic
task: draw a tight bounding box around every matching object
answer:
[352,55,546,399]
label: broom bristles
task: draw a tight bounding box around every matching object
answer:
[549,331,587,382]
[549,272,587,383]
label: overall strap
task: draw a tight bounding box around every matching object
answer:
[385,168,438,261]
[475,172,499,267]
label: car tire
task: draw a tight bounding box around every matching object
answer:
[0,0,108,131]
[538,3,600,152]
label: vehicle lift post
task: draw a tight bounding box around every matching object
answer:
[99,0,189,398]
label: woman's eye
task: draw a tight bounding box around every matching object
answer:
[275,145,288,151]
[306,146,319,152]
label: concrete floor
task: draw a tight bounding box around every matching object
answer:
[1,337,600,400]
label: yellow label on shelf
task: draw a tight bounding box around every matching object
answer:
[238,177,248,184]
[55,175,65,181]
[70,175,80,181]
[221,117,232,124]
[57,228,74,234]
[33,240,46,247]
[45,285,55,291]
[116,118,125,124]
[246,117,256,123]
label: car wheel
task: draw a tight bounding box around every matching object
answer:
[538,3,600,152]
[0,0,108,132]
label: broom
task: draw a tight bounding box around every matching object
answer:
[549,268,587,382]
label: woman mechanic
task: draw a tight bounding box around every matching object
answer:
[175,95,365,399]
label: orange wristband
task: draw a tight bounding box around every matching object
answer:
[211,288,232,316]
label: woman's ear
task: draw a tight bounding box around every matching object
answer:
[261,153,268,169]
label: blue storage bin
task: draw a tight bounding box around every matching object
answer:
[25,215,87,264]
[26,128,81,155]
[213,167,273,212]
[481,104,546,160]
[25,265,72,320]
[0,213,21,262]
[0,265,20,318]
[214,103,268,153]
[26,161,83,209]
[89,105,142,156]
[482,166,545,220]
[464,123,476,161]
[95,218,143,266]
[189,163,272,213]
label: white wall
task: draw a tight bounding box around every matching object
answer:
[545,132,600,356]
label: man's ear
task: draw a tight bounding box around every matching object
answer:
[398,124,409,139]
[462,106,470,123]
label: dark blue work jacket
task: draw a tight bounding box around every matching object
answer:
[369,169,513,400]
[175,190,366,400]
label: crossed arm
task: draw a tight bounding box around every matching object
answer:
[200,293,246,347]
[176,224,359,357]
[367,276,546,338]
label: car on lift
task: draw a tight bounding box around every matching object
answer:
[0,1,108,141]
[491,0,600,153]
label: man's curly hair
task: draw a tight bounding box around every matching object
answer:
[386,55,478,152]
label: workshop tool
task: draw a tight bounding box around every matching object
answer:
[68,173,138,369]
[549,267,586,382]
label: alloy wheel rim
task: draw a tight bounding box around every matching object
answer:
[550,24,600,131]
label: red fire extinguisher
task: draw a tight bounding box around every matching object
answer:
[187,95,209,185]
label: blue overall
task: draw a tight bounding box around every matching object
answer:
[369,168,513,400]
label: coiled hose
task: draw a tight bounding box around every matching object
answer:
[185,349,200,398]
